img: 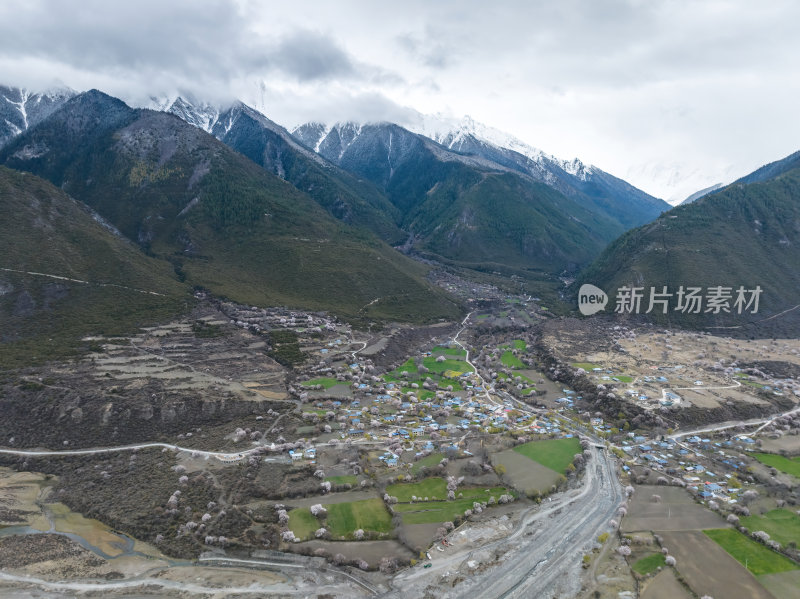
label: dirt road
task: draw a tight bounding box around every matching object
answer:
[387,445,622,598]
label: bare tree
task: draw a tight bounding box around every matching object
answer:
[741,490,759,505]
[379,557,398,573]
[733,505,750,516]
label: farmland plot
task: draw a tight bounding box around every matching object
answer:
[659,530,774,599]
[622,485,725,532]
[491,450,561,495]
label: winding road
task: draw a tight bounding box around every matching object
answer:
[452,311,502,408]
[0,310,634,598]
[0,442,288,462]
[668,404,800,440]
[388,445,622,599]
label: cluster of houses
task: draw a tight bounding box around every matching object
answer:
[593,368,686,409]
[221,302,342,334]
[555,389,578,407]
[619,434,755,503]
[277,346,581,475]
[289,447,317,462]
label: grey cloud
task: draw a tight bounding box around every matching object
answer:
[1,0,798,200]
[259,86,419,129]
[271,30,355,81]
[0,1,248,78]
[0,1,400,98]
[396,30,454,69]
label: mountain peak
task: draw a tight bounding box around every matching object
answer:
[164,96,220,133]
[402,112,605,183]
[0,84,77,148]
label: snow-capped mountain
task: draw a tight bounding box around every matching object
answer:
[408,113,592,180]
[679,183,724,205]
[148,94,222,133]
[624,161,742,206]
[405,114,669,216]
[0,85,75,148]
[153,95,318,158]
[153,95,406,243]
[293,116,669,230]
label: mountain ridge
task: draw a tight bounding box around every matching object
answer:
[0,84,75,148]
[575,148,800,334]
[0,165,188,365]
[0,90,462,324]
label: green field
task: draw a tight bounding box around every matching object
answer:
[432,346,467,357]
[327,498,393,538]
[393,487,510,524]
[704,529,800,576]
[301,377,341,389]
[422,357,473,375]
[396,358,417,373]
[441,378,465,390]
[501,351,525,368]
[325,475,359,486]
[572,362,600,370]
[302,408,329,416]
[387,478,448,502]
[288,508,319,539]
[513,437,582,473]
[384,354,471,392]
[750,453,800,478]
[499,371,535,385]
[743,380,767,389]
[741,509,800,547]
[632,552,666,575]
[500,340,527,350]
[412,453,446,475]
[403,388,435,401]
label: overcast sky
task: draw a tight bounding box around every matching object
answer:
[2,0,799,202]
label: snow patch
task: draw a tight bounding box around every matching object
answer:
[405,112,596,181]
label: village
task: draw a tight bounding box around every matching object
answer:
[2,293,800,598]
